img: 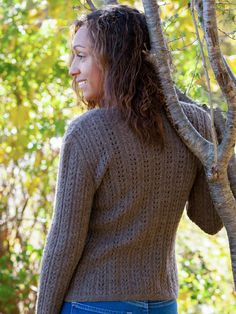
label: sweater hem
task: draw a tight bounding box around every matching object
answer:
[64,292,178,303]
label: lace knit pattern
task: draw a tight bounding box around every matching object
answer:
[36,103,223,313]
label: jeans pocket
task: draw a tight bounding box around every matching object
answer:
[71,302,127,314]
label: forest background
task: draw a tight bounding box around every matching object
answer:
[0,0,236,313]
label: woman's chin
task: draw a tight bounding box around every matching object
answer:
[83,93,103,103]
[82,92,91,101]
[84,95,94,102]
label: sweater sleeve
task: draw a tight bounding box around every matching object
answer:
[186,166,223,235]
[36,131,96,314]
[184,104,223,235]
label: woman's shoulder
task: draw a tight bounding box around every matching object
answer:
[180,101,211,121]
[180,101,210,119]
[69,108,102,127]
[180,101,211,136]
[63,107,122,144]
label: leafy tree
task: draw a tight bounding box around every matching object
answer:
[0,0,79,312]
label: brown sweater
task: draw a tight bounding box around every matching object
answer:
[36,103,223,313]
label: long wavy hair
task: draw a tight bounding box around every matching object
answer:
[70,5,166,145]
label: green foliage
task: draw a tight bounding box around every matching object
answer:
[0,243,41,313]
[0,0,235,313]
[0,0,83,312]
[177,214,236,313]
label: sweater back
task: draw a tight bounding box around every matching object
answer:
[36,104,223,313]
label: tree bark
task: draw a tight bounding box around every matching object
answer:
[86,0,96,11]
[142,0,236,289]
[142,0,213,163]
[211,108,236,199]
[202,0,236,168]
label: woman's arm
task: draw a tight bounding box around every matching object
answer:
[186,167,223,235]
[36,131,95,314]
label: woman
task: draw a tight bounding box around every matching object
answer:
[36,5,223,314]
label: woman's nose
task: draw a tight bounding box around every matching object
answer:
[69,58,80,76]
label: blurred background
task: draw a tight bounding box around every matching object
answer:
[0,0,235,313]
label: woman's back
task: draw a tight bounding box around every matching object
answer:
[37,104,222,312]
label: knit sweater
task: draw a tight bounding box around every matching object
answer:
[36,103,223,313]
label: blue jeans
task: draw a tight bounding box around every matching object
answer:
[60,300,178,313]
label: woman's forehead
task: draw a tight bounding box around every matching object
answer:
[73,25,91,49]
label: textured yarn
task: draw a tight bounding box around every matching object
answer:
[36,103,223,313]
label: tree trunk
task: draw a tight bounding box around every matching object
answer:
[142,0,236,289]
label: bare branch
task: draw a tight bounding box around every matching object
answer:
[186,51,201,98]
[169,38,199,51]
[168,35,185,43]
[86,0,96,11]
[202,0,236,168]
[218,28,236,40]
[202,106,236,199]
[142,0,213,164]
[73,0,97,12]
[142,0,236,291]
[191,0,218,165]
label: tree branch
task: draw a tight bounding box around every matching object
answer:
[143,0,236,290]
[202,0,236,167]
[142,0,212,164]
[205,107,236,198]
[191,0,218,166]
[86,0,97,11]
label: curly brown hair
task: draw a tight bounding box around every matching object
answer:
[70,5,166,146]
